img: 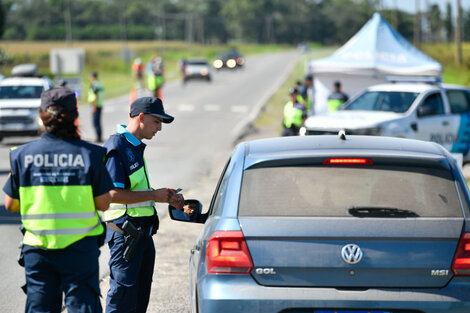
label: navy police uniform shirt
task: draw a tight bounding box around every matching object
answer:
[3,132,113,200]
[103,125,156,239]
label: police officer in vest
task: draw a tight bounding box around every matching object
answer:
[282,87,307,136]
[3,87,114,313]
[327,81,349,113]
[298,74,314,114]
[103,96,186,313]
[88,71,105,143]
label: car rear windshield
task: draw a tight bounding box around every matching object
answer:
[0,86,44,99]
[188,61,207,65]
[344,91,419,113]
[239,165,462,217]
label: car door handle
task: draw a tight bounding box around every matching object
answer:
[442,121,449,126]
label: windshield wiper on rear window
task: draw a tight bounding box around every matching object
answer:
[347,206,419,218]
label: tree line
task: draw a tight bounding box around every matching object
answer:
[0,0,469,45]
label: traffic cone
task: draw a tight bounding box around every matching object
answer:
[130,87,137,104]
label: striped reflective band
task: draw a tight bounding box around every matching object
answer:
[109,200,155,210]
[27,220,101,236]
[21,211,97,220]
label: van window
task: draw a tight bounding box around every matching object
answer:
[447,90,470,114]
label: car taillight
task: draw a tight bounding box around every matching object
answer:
[452,233,470,276]
[323,158,373,165]
[206,231,253,274]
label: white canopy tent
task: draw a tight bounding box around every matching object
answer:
[308,12,442,114]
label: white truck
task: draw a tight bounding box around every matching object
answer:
[0,64,53,142]
[303,81,470,163]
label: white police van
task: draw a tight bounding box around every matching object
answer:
[303,79,470,163]
[0,64,53,142]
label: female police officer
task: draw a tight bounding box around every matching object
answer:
[3,87,114,313]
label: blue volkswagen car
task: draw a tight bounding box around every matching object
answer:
[170,133,470,313]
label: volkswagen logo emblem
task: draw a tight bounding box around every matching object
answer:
[341,244,363,264]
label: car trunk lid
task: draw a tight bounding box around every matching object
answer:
[240,217,463,288]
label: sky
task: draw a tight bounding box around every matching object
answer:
[381,0,470,15]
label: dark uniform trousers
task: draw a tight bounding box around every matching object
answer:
[106,224,156,313]
[24,237,101,313]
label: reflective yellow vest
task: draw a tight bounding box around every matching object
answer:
[283,101,304,128]
[103,158,155,221]
[88,81,104,108]
[20,185,103,249]
[11,138,105,249]
[102,129,155,222]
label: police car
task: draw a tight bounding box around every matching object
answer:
[0,64,53,141]
[303,80,470,163]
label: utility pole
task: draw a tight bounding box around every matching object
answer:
[64,0,73,46]
[414,0,421,47]
[455,0,462,65]
[392,0,398,29]
[186,13,194,45]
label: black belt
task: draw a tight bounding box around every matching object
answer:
[106,221,153,237]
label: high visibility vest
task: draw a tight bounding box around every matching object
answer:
[328,91,348,113]
[88,81,104,108]
[103,132,155,221]
[20,185,102,249]
[283,101,304,128]
[328,99,344,113]
[103,158,155,221]
[10,135,106,249]
[147,74,156,91]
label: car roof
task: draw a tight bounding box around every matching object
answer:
[242,135,449,164]
[0,76,49,86]
[366,82,470,93]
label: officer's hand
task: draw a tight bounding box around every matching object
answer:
[170,193,184,211]
[153,188,176,204]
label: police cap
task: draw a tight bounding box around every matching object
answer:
[41,87,77,113]
[130,97,174,123]
[289,87,298,95]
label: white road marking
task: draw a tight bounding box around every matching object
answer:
[178,104,195,112]
[231,105,248,113]
[204,104,220,111]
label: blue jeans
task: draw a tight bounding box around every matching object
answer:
[106,230,155,313]
[23,237,102,313]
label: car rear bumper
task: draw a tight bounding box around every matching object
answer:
[198,275,470,313]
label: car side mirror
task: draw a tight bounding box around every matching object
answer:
[168,199,207,224]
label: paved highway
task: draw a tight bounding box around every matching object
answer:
[0,50,301,312]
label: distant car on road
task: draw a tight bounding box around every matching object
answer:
[212,49,245,70]
[0,64,53,142]
[184,57,212,83]
[170,133,470,313]
[304,80,470,163]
